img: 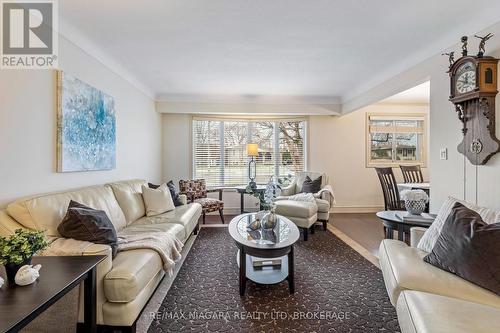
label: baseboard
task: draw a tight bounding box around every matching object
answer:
[331,205,384,214]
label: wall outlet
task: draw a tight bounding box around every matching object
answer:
[439,148,448,160]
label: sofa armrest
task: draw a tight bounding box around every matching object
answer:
[178,194,188,205]
[410,227,427,248]
[42,238,112,325]
[318,184,334,203]
[280,181,296,196]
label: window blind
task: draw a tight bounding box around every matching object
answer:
[193,120,222,186]
[193,118,306,187]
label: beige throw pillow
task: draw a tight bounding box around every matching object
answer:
[142,184,175,217]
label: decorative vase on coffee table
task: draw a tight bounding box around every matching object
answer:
[405,200,426,215]
[262,207,278,229]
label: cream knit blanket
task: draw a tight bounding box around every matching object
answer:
[43,231,183,277]
[287,192,317,203]
[117,230,183,276]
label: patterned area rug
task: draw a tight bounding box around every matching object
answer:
[148,227,400,332]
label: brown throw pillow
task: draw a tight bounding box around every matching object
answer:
[301,175,322,193]
[57,200,118,257]
[423,202,500,295]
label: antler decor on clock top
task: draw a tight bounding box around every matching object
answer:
[446,34,500,165]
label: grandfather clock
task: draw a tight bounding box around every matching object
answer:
[448,42,500,165]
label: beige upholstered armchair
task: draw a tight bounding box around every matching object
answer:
[277,171,334,231]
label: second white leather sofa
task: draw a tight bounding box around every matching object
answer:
[379,202,500,333]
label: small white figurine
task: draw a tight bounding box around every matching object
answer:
[0,276,4,288]
[15,264,42,286]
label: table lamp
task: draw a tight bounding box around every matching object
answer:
[247,143,258,189]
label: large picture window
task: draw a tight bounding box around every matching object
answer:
[366,114,427,167]
[193,118,306,187]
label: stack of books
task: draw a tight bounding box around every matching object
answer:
[396,212,436,223]
[251,257,282,268]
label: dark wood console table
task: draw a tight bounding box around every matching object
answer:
[0,255,105,333]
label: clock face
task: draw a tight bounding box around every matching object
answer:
[455,62,476,94]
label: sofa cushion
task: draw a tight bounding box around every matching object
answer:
[417,196,500,252]
[107,180,146,224]
[123,222,185,243]
[104,248,162,303]
[0,210,24,236]
[131,203,202,242]
[378,239,500,309]
[137,203,201,227]
[6,185,127,236]
[396,291,500,333]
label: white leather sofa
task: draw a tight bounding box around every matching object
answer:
[275,171,333,239]
[0,179,202,333]
[379,227,500,333]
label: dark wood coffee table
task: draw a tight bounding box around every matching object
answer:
[228,213,300,295]
[0,255,105,333]
[376,210,434,243]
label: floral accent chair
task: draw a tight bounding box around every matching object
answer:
[179,179,224,224]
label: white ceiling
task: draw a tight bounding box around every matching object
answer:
[380,81,430,105]
[59,1,500,105]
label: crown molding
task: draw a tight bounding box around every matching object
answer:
[156,101,341,116]
[155,93,341,105]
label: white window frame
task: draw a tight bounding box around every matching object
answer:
[191,116,308,187]
[365,113,427,168]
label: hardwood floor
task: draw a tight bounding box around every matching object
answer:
[201,212,386,258]
[330,213,385,258]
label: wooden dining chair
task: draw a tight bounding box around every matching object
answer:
[375,167,405,211]
[400,165,424,183]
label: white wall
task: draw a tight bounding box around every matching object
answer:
[0,36,162,207]
[309,104,429,212]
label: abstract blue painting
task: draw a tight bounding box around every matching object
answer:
[57,71,116,172]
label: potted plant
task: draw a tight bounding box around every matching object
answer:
[246,175,292,229]
[0,229,48,283]
[245,175,292,211]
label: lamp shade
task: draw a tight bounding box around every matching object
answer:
[247,143,259,157]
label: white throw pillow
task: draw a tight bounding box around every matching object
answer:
[141,184,175,217]
[417,196,500,252]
